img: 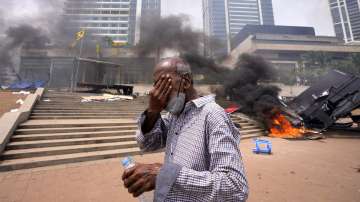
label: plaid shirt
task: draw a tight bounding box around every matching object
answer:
[136,95,248,202]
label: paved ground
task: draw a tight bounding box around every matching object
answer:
[0,135,359,202]
[0,91,28,118]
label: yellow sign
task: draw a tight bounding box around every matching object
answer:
[75,30,86,41]
[112,41,127,47]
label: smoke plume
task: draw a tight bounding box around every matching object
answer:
[0,25,50,83]
[137,15,202,58]
[182,53,281,124]
[0,0,70,84]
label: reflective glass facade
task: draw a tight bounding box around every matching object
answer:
[329,0,360,42]
[203,0,274,55]
[64,0,138,44]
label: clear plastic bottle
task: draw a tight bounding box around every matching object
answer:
[121,156,153,202]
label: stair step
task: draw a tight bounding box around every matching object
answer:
[31,113,140,116]
[241,133,264,139]
[12,130,136,141]
[19,121,137,129]
[33,107,146,110]
[2,141,138,160]
[16,126,137,135]
[241,128,265,135]
[0,147,140,171]
[32,110,145,113]
[30,116,138,120]
[7,135,136,150]
[239,125,261,130]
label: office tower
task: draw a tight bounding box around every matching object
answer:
[329,0,360,42]
[138,0,161,43]
[63,0,138,45]
[203,0,275,55]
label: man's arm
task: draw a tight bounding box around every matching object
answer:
[136,74,172,152]
[136,111,171,152]
[154,107,249,201]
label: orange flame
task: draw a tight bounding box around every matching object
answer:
[269,113,305,139]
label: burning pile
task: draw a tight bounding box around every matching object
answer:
[269,113,305,139]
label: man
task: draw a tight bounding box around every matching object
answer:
[122,57,248,201]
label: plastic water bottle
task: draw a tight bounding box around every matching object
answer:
[122,156,152,202]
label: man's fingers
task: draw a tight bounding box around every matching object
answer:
[124,169,143,188]
[122,166,136,180]
[154,75,165,89]
[157,75,170,93]
[162,84,172,99]
[159,79,172,99]
[128,178,145,194]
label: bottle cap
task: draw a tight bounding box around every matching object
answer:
[121,156,132,167]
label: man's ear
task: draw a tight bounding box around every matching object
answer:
[182,74,192,90]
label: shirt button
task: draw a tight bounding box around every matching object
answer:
[171,152,173,155]
[175,132,178,135]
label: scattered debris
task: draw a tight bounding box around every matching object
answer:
[253,139,272,154]
[289,70,360,130]
[42,99,51,102]
[10,109,19,112]
[16,99,24,105]
[8,80,45,90]
[81,93,134,102]
[12,91,30,95]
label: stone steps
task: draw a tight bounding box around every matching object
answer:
[0,147,140,172]
[33,107,146,110]
[6,135,137,150]
[2,141,139,160]
[11,130,136,141]
[31,113,141,117]
[29,116,138,120]
[19,121,137,129]
[0,90,266,171]
[32,110,145,113]
[15,126,137,135]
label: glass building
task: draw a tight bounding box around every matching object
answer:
[203,0,275,55]
[138,0,161,42]
[329,0,360,42]
[63,0,138,45]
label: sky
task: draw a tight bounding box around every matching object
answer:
[0,0,335,36]
[162,0,335,36]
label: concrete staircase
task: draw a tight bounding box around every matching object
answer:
[0,90,265,171]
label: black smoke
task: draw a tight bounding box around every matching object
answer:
[0,25,50,83]
[182,53,281,125]
[137,15,202,60]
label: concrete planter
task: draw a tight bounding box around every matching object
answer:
[0,88,44,154]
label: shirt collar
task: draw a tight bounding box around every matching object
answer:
[191,94,216,108]
[180,94,216,115]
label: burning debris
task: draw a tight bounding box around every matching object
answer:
[289,70,360,131]
[181,53,307,138]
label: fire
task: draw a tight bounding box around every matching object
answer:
[269,113,305,139]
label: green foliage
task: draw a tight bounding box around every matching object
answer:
[297,52,360,85]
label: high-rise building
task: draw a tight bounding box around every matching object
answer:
[137,0,161,43]
[63,0,138,45]
[329,0,360,43]
[203,0,275,56]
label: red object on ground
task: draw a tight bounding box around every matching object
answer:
[225,104,240,114]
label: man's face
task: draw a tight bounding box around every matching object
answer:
[153,68,183,104]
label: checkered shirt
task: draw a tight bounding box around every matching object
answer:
[136,94,248,202]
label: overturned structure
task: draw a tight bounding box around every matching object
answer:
[289,70,360,130]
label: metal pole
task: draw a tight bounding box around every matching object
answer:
[73,38,84,92]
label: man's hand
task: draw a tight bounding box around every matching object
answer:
[148,74,172,113]
[122,163,162,197]
[141,74,172,133]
